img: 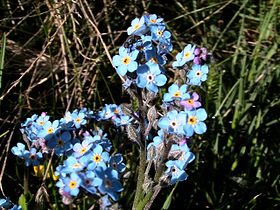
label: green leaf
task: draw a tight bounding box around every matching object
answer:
[161,182,178,210]
[0,33,6,90]
[18,193,28,210]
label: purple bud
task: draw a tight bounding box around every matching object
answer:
[193,57,201,64]
[194,48,201,56]
[201,47,208,54]
[201,54,207,61]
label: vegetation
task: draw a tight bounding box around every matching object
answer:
[0,0,279,209]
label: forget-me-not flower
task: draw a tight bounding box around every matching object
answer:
[172,44,196,68]
[113,46,139,76]
[183,108,207,137]
[136,64,167,93]
[187,64,209,86]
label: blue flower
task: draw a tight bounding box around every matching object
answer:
[85,144,110,170]
[169,143,195,170]
[158,110,187,135]
[56,172,82,197]
[0,198,22,210]
[157,39,173,55]
[144,14,163,26]
[109,154,126,173]
[62,156,85,173]
[145,46,166,66]
[187,64,209,86]
[72,138,94,158]
[37,120,59,139]
[71,111,86,128]
[80,171,102,195]
[136,64,167,93]
[127,16,147,36]
[113,46,139,76]
[172,44,196,68]
[35,112,50,127]
[95,167,124,201]
[98,104,115,120]
[0,198,11,208]
[183,108,207,137]
[150,25,171,41]
[21,114,38,127]
[47,131,72,156]
[131,35,153,52]
[113,115,133,126]
[23,148,42,166]
[165,160,188,185]
[163,83,190,102]
[11,143,26,158]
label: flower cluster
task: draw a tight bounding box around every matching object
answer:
[113,14,173,93]
[97,104,133,126]
[11,108,126,206]
[112,13,210,186]
[10,13,210,209]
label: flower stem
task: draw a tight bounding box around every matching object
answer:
[132,146,146,210]
[23,166,29,196]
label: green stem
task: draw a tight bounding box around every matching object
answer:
[23,167,29,196]
[132,147,146,210]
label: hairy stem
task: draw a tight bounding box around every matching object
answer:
[132,147,146,210]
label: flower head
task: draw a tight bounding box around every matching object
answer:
[113,46,139,76]
[172,44,196,68]
[180,92,201,111]
[183,108,207,137]
[187,64,209,86]
[158,110,187,135]
[136,64,167,93]
[163,83,190,102]
[127,16,147,36]
[23,148,43,166]
[95,167,124,201]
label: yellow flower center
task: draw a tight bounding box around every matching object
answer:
[134,23,140,31]
[150,57,158,63]
[187,99,194,105]
[93,154,101,163]
[80,148,87,155]
[150,19,156,23]
[38,121,44,126]
[75,118,81,123]
[188,116,197,125]
[173,91,181,98]
[157,30,163,37]
[47,127,54,134]
[184,51,191,58]
[69,180,77,189]
[72,163,81,169]
[122,57,131,65]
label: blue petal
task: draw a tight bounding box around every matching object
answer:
[146,83,158,93]
[155,74,167,86]
[194,122,207,134]
[196,108,207,121]
[117,65,127,76]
